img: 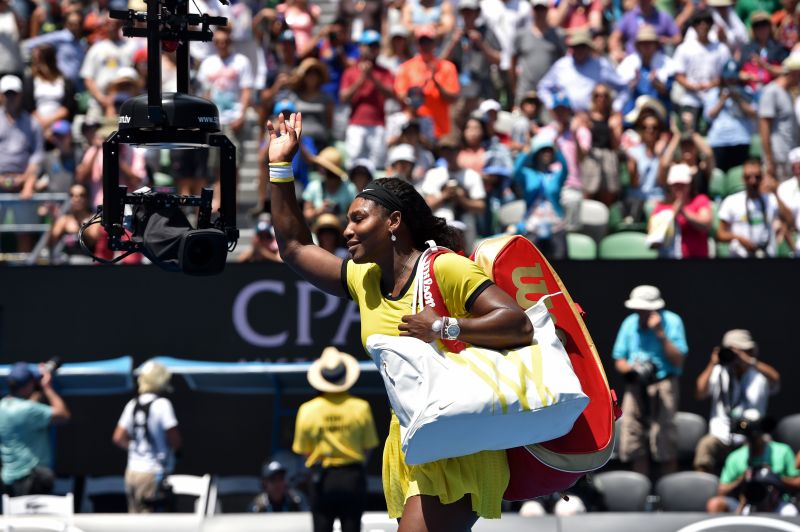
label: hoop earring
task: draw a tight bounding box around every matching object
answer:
[390,231,397,242]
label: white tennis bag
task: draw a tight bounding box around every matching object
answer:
[365,249,589,465]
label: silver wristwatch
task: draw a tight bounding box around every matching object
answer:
[442,317,460,340]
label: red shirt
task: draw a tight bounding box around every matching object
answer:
[395,55,460,138]
[340,63,394,127]
[652,194,712,258]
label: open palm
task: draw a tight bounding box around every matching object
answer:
[266,112,303,164]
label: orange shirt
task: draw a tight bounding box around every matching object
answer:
[395,55,460,137]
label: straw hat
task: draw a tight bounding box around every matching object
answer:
[293,58,330,88]
[307,347,360,393]
[624,95,666,125]
[313,147,347,179]
[566,29,595,49]
[635,25,659,43]
[313,213,342,233]
[138,360,173,394]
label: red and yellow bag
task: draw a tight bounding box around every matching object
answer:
[423,235,620,500]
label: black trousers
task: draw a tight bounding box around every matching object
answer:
[311,464,367,532]
[3,466,54,496]
[712,145,750,173]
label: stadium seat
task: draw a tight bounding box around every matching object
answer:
[578,199,610,243]
[675,411,708,467]
[709,168,726,200]
[749,134,762,159]
[725,166,745,196]
[774,413,800,454]
[165,474,212,516]
[81,476,127,513]
[207,475,261,514]
[598,232,658,259]
[655,471,719,511]
[566,232,597,260]
[592,471,652,511]
[2,492,74,530]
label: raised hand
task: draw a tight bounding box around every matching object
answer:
[266,112,303,165]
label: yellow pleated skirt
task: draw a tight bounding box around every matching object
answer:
[382,414,510,519]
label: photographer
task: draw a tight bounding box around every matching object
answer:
[613,285,688,479]
[112,361,182,513]
[694,329,780,475]
[707,410,800,515]
[0,361,70,496]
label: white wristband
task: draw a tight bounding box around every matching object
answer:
[269,164,294,183]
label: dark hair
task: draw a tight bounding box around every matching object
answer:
[462,116,489,146]
[375,178,463,251]
[743,157,763,170]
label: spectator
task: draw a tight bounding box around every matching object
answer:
[540,93,588,231]
[302,147,357,225]
[394,26,460,137]
[457,116,490,174]
[650,163,713,258]
[401,0,455,41]
[537,29,625,113]
[0,74,44,253]
[386,122,435,182]
[511,0,564,109]
[112,360,182,514]
[249,460,309,512]
[385,143,421,190]
[480,0,532,104]
[510,91,544,153]
[376,25,412,74]
[292,347,379,532]
[440,0,501,122]
[777,147,800,255]
[239,216,282,263]
[21,10,86,87]
[613,285,688,479]
[421,134,487,248]
[478,153,517,237]
[48,183,98,262]
[512,132,569,259]
[338,0,383,38]
[289,58,334,151]
[684,0,748,57]
[717,158,793,258]
[658,129,715,196]
[348,158,375,192]
[0,362,70,496]
[305,18,360,110]
[608,0,680,63]
[771,0,799,51]
[735,0,780,28]
[258,29,301,130]
[546,0,603,33]
[340,30,395,169]
[616,25,676,123]
[276,0,321,56]
[0,0,23,78]
[79,19,136,118]
[105,67,143,120]
[759,54,800,183]
[695,330,781,475]
[706,410,800,515]
[579,83,622,205]
[739,12,787,94]
[40,119,75,193]
[22,44,75,138]
[624,100,667,219]
[674,9,731,133]
[704,59,757,173]
[313,213,349,259]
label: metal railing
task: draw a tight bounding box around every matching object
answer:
[0,192,70,265]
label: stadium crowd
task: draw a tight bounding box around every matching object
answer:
[1,0,800,261]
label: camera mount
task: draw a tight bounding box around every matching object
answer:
[87,0,239,274]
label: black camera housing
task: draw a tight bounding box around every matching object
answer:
[718,347,736,365]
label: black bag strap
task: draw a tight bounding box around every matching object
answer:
[133,395,160,459]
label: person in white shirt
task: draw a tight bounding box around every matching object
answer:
[777,147,800,255]
[421,134,486,249]
[717,158,793,258]
[694,329,780,475]
[673,9,731,131]
[113,361,182,513]
[684,0,748,57]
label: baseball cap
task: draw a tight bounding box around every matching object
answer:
[261,460,287,479]
[0,75,22,94]
[667,163,692,185]
[359,29,382,46]
[549,93,572,110]
[273,99,297,116]
[387,144,416,165]
[8,362,36,388]
[479,99,502,114]
[52,120,72,137]
[389,25,409,38]
[459,0,480,10]
[722,329,756,350]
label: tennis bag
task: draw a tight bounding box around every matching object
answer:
[426,235,620,500]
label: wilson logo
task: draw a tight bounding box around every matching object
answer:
[198,116,219,124]
[421,258,435,308]
[118,116,131,124]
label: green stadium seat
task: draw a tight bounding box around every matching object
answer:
[566,232,597,260]
[725,166,745,196]
[709,168,726,199]
[749,134,762,159]
[598,231,659,259]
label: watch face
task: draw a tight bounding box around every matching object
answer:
[445,322,460,338]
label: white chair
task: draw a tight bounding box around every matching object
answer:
[578,199,610,242]
[207,475,261,515]
[2,493,74,532]
[497,200,527,228]
[165,474,211,517]
[80,476,126,513]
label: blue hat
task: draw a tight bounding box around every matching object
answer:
[531,133,556,154]
[721,59,739,81]
[273,99,297,116]
[8,362,35,388]
[359,29,382,46]
[52,120,71,136]
[549,93,572,110]
[483,165,511,177]
[278,29,295,43]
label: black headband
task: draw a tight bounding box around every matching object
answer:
[356,181,405,215]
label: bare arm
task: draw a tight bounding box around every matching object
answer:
[759,116,774,172]
[112,425,130,450]
[166,426,182,451]
[436,1,455,38]
[695,348,719,400]
[39,370,69,424]
[268,113,346,297]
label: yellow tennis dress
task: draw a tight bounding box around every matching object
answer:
[344,253,510,519]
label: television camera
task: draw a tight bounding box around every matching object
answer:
[79,0,239,275]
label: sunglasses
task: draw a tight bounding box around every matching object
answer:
[744,173,763,179]
[70,192,87,198]
[593,92,609,99]
[640,124,659,131]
